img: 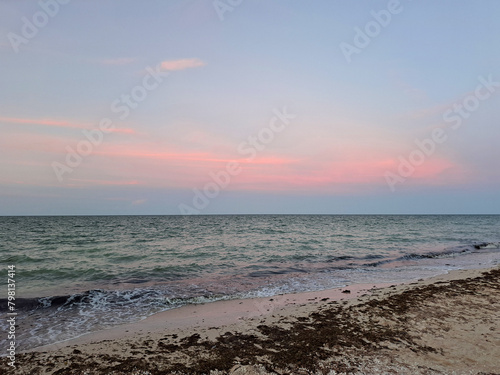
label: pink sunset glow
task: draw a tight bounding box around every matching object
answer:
[1,1,499,215]
[0,103,471,195]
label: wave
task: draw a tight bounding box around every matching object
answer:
[473,242,500,250]
[360,242,500,268]
[2,241,498,316]
[0,288,231,316]
[400,248,472,261]
[403,242,500,260]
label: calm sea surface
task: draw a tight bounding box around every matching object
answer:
[1,215,499,350]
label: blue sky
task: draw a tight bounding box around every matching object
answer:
[1,0,500,215]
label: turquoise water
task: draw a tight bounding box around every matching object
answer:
[1,215,499,350]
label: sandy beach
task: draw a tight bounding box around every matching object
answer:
[2,266,499,374]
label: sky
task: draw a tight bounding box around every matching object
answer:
[1,0,500,215]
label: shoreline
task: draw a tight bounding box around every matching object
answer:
[3,265,499,374]
[18,258,499,354]
[26,281,392,354]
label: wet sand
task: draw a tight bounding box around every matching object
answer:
[2,266,499,374]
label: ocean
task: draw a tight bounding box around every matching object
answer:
[1,214,500,351]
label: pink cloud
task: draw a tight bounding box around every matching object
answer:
[160,58,206,71]
[74,138,394,190]
[0,120,468,194]
[228,160,378,191]
[222,156,466,193]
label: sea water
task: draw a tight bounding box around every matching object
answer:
[1,215,499,351]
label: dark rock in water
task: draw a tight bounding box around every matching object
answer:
[342,290,351,294]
